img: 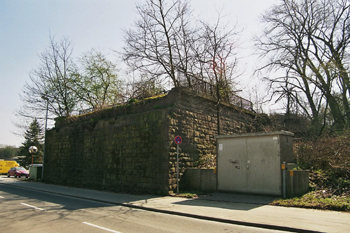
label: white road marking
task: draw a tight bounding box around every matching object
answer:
[21,203,45,211]
[83,222,122,233]
[0,196,4,198]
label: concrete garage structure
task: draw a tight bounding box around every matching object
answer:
[217,131,297,196]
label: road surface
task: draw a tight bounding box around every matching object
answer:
[0,183,285,233]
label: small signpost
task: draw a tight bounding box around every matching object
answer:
[174,136,182,145]
[282,162,286,199]
[174,136,182,194]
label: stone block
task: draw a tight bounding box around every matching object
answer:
[45,87,254,195]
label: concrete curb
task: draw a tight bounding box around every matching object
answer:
[0,182,323,233]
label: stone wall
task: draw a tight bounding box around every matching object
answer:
[166,88,256,191]
[44,88,257,194]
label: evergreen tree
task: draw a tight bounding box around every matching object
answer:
[17,119,44,167]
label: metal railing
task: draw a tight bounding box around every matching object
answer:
[190,79,253,111]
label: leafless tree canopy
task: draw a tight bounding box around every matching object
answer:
[19,36,77,120]
[256,0,350,133]
[122,0,240,100]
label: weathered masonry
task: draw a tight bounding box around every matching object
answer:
[44,87,259,194]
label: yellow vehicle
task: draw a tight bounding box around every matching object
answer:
[0,160,19,174]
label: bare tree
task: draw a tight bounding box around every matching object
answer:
[196,18,240,101]
[122,0,190,87]
[122,0,240,96]
[256,0,350,133]
[18,36,78,120]
[122,0,243,137]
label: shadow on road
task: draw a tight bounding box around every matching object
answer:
[0,182,114,211]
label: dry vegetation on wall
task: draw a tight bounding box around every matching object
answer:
[275,134,350,211]
[278,132,350,211]
[295,134,350,196]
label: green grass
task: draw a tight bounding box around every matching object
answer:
[271,191,350,212]
[171,190,209,199]
[175,193,199,198]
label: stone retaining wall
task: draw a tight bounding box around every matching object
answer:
[44,88,257,194]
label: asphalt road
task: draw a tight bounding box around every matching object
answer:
[0,184,286,233]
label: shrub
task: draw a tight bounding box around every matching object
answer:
[294,134,350,195]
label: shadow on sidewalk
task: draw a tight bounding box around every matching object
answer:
[172,192,279,211]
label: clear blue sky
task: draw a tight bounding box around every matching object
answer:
[0,0,277,147]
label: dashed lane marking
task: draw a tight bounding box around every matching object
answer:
[83,222,122,233]
[21,203,45,211]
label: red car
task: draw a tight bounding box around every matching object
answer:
[7,167,29,178]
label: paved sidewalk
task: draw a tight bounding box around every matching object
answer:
[0,177,349,233]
